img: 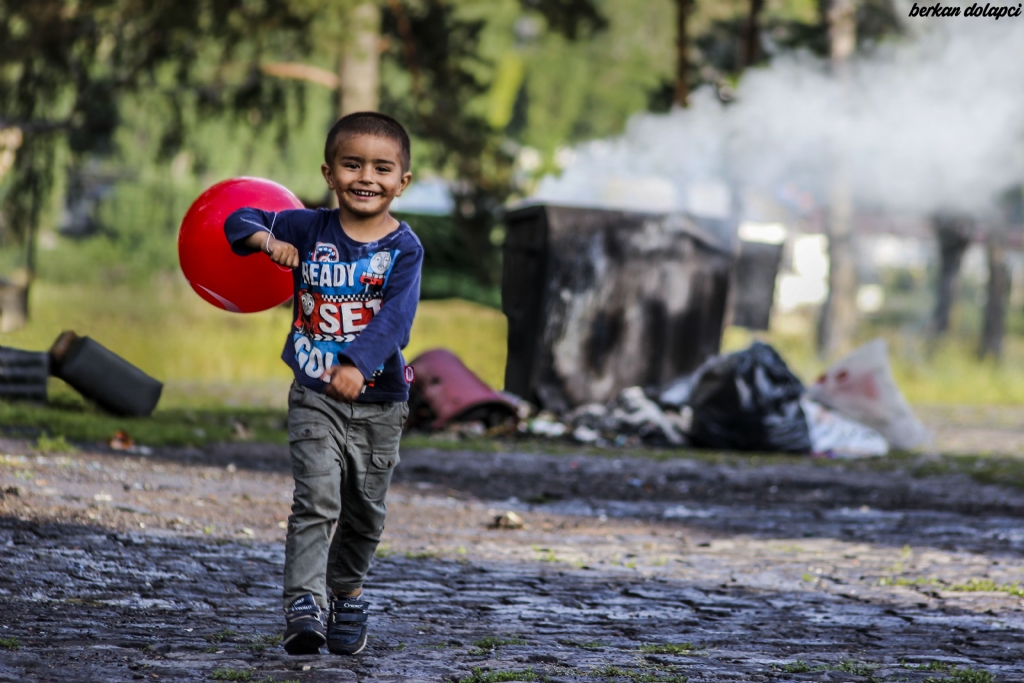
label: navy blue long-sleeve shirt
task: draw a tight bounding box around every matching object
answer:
[225,207,423,402]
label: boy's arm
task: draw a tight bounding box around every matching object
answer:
[224,207,305,267]
[323,246,423,397]
[236,232,300,268]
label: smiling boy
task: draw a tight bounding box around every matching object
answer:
[224,112,423,656]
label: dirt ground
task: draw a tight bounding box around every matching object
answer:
[2,437,1024,682]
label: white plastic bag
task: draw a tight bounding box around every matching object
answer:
[806,339,931,450]
[801,398,888,458]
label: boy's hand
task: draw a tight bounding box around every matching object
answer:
[265,235,300,269]
[322,362,365,402]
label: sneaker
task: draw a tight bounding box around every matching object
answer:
[326,595,369,655]
[282,594,326,655]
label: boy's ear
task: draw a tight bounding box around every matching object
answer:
[395,171,413,197]
[321,163,336,190]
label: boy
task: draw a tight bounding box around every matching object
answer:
[224,112,422,656]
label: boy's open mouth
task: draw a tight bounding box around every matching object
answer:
[351,189,379,198]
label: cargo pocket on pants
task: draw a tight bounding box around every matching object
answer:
[288,420,333,476]
[363,449,399,501]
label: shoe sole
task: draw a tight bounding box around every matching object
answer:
[283,629,326,655]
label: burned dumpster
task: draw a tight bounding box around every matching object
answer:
[502,204,732,411]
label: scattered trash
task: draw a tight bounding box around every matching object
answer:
[0,347,48,403]
[50,331,163,417]
[801,397,888,458]
[108,430,153,456]
[410,342,926,458]
[488,511,526,530]
[406,349,518,430]
[231,421,254,441]
[807,339,932,451]
[685,342,811,453]
[524,412,568,438]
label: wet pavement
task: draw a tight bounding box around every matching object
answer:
[2,442,1024,682]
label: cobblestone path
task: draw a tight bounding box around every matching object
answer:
[1,445,1023,682]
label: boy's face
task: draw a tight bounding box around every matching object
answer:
[321,134,412,219]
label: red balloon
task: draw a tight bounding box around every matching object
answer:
[178,177,302,313]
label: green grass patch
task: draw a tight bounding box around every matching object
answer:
[638,642,698,655]
[0,282,507,403]
[204,628,237,644]
[210,668,252,682]
[590,665,688,682]
[778,660,812,673]
[0,636,19,650]
[948,578,1024,597]
[882,576,1024,597]
[472,636,527,651]
[246,633,283,653]
[0,395,287,448]
[923,669,996,683]
[456,668,538,683]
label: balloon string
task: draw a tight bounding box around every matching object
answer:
[263,212,279,255]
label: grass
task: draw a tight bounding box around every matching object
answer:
[204,628,237,644]
[0,280,507,404]
[880,576,1024,597]
[210,669,253,682]
[590,665,688,682]
[246,634,283,653]
[456,668,538,683]
[638,643,698,656]
[775,659,995,682]
[472,636,527,651]
[0,636,19,650]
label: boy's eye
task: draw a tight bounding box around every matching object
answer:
[376,166,391,173]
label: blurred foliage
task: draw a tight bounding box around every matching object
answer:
[0,0,323,273]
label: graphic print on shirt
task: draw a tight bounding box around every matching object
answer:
[292,245,400,384]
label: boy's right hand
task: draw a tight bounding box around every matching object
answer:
[265,235,300,269]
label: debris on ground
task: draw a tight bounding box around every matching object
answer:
[406,348,518,430]
[107,430,153,456]
[410,342,927,457]
[801,397,888,458]
[488,510,526,530]
[684,342,811,453]
[50,331,163,418]
[0,346,48,403]
[807,339,932,451]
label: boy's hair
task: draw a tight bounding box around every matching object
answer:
[324,112,411,172]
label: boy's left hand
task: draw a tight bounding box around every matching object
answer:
[322,362,365,402]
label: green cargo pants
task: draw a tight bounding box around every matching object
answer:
[282,382,407,609]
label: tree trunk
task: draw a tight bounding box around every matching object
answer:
[673,0,692,108]
[816,0,858,360]
[930,214,973,338]
[817,172,857,359]
[979,229,1009,360]
[739,0,766,68]
[338,1,382,116]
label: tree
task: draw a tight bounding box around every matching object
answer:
[930,213,974,341]
[978,227,1009,360]
[0,0,317,326]
[379,0,605,289]
[673,0,694,107]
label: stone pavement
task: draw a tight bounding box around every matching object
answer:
[1,444,1023,682]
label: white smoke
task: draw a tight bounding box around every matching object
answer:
[532,14,1024,220]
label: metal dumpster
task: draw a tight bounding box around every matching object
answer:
[502,204,733,411]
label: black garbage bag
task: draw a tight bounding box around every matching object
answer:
[686,342,811,453]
